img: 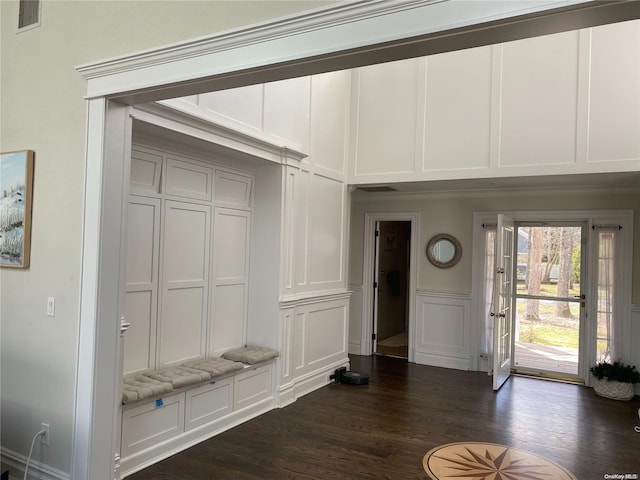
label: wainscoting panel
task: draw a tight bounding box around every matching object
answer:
[306,304,348,368]
[278,293,350,406]
[414,290,471,370]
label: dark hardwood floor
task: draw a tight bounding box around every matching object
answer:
[127,355,640,479]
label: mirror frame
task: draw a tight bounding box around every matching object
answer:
[426,233,462,269]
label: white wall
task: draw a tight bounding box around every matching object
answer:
[349,20,640,184]
[0,1,335,477]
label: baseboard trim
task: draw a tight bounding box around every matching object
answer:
[1,447,70,480]
[414,351,470,371]
[276,357,350,407]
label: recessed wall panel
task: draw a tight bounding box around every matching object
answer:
[211,284,246,355]
[163,202,210,283]
[126,200,159,285]
[588,20,640,162]
[354,59,419,175]
[264,77,310,150]
[165,159,213,201]
[198,85,264,131]
[306,305,347,366]
[310,71,350,175]
[160,287,206,365]
[499,31,579,166]
[214,210,249,280]
[308,175,343,285]
[123,291,153,374]
[214,170,252,207]
[294,171,309,288]
[423,46,492,170]
[130,150,162,193]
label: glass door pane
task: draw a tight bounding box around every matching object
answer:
[513,225,584,379]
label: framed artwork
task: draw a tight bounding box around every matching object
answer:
[1,150,34,268]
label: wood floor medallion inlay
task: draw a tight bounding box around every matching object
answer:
[423,442,577,480]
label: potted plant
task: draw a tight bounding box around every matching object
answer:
[590,361,640,401]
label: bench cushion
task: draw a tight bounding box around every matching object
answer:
[222,346,279,365]
[183,357,244,377]
[148,366,211,389]
[122,375,173,405]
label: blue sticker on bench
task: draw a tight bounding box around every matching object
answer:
[156,399,164,407]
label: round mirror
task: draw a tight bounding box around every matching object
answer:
[426,233,462,268]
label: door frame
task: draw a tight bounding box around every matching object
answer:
[511,220,588,381]
[472,209,633,381]
[362,212,419,360]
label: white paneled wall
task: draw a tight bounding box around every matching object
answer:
[124,197,160,374]
[124,144,254,375]
[133,68,352,407]
[210,208,250,356]
[349,20,640,183]
[351,60,420,176]
[499,31,580,167]
[414,291,471,370]
[279,294,350,405]
[423,45,492,171]
[264,77,311,152]
[159,201,210,366]
[307,174,345,289]
[588,21,640,163]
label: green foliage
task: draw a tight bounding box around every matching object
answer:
[572,246,581,283]
[590,361,640,384]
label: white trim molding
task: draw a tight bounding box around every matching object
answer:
[1,447,71,480]
[130,103,307,165]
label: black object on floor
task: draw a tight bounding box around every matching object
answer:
[330,366,369,385]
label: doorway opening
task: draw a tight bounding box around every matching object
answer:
[373,221,411,359]
[512,223,586,382]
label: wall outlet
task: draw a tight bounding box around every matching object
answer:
[41,423,50,446]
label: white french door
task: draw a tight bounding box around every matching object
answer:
[492,214,515,391]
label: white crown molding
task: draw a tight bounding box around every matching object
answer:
[76,0,441,78]
[73,0,616,100]
[130,102,307,165]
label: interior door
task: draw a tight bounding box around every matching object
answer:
[492,214,515,390]
[372,221,381,353]
[374,221,410,357]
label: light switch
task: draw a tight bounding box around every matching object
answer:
[47,297,55,317]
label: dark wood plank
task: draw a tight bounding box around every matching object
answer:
[127,355,640,479]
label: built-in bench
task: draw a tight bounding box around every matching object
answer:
[120,346,279,477]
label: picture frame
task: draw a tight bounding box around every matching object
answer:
[1,150,34,268]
